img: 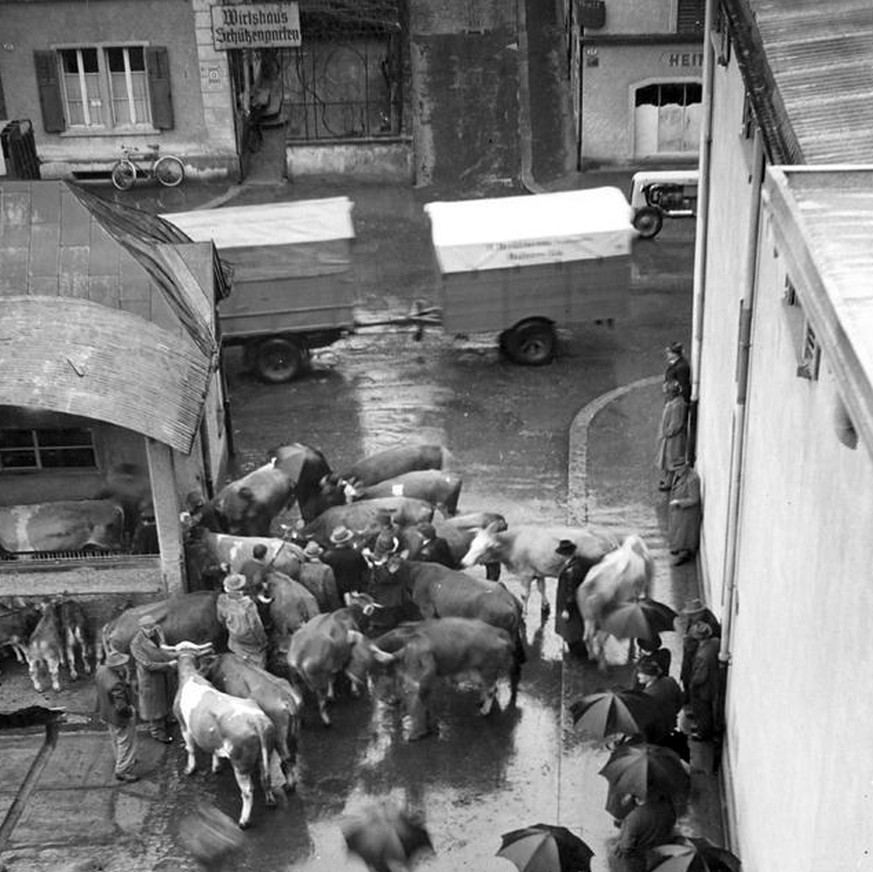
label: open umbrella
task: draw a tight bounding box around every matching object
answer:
[342,800,433,872]
[569,689,658,740]
[648,838,741,872]
[599,742,690,801]
[497,823,594,872]
[599,598,678,641]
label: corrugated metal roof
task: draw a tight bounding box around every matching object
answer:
[0,180,219,454]
[732,0,873,163]
[764,167,873,456]
[0,296,212,454]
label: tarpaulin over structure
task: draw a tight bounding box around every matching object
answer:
[424,187,635,275]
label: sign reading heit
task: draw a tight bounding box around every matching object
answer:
[211,3,301,49]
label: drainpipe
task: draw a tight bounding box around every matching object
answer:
[719,127,765,667]
[688,0,716,464]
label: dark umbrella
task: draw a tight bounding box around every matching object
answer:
[648,838,742,872]
[599,742,690,801]
[341,801,433,872]
[599,598,678,641]
[569,689,659,740]
[497,823,594,872]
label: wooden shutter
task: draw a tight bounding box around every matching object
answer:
[34,50,65,133]
[147,46,174,130]
[677,0,705,34]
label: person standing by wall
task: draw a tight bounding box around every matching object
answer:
[655,380,687,492]
[635,658,683,746]
[668,461,702,565]
[94,650,139,783]
[686,621,722,741]
[678,598,721,707]
[664,342,691,405]
[129,615,178,744]
[216,573,269,668]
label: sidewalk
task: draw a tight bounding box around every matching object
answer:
[568,379,725,849]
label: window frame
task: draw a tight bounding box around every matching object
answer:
[782,275,821,381]
[52,42,156,134]
[0,427,98,473]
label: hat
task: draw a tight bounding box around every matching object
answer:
[418,523,436,541]
[223,573,247,593]
[666,342,684,355]
[681,598,706,616]
[106,650,130,668]
[303,540,323,559]
[330,525,354,545]
[636,657,662,677]
[138,614,158,629]
[689,621,713,641]
[555,539,577,557]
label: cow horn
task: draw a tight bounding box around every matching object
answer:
[370,645,396,665]
[347,629,364,644]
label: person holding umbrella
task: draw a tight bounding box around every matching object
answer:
[613,793,678,872]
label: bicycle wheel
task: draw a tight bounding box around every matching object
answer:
[110,159,137,191]
[154,154,185,187]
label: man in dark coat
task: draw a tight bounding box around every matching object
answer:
[656,380,687,491]
[554,539,604,658]
[415,523,454,568]
[636,658,683,745]
[321,525,368,597]
[686,621,722,741]
[664,341,691,405]
[130,615,178,743]
[298,539,342,611]
[613,794,677,872]
[94,650,139,782]
[678,598,721,706]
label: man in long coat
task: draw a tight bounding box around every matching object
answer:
[668,461,701,565]
[130,615,178,743]
[94,650,139,782]
[216,573,269,667]
[298,540,342,612]
[321,525,368,597]
[686,621,722,741]
[554,539,592,657]
[655,380,687,491]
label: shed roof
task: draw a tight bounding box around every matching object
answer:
[728,0,873,164]
[0,181,219,453]
[763,167,873,458]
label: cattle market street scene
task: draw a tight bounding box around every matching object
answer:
[4,2,872,872]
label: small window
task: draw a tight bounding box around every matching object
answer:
[741,92,755,140]
[797,324,821,381]
[710,5,731,66]
[0,428,97,471]
[677,0,705,34]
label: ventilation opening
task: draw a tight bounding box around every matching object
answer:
[834,397,858,450]
[71,170,113,182]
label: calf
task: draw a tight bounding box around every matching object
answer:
[286,597,390,726]
[372,617,520,741]
[207,653,302,793]
[167,641,282,829]
[26,600,65,692]
[0,600,40,671]
[341,444,453,487]
[352,471,463,517]
[56,596,93,680]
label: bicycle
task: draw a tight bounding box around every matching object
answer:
[110,145,185,191]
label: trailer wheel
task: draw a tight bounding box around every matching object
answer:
[252,337,306,383]
[633,206,663,239]
[502,320,556,366]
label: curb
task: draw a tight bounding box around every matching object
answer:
[566,375,662,527]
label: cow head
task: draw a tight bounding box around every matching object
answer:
[344,591,382,617]
[460,521,503,567]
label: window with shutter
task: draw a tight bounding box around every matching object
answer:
[677,0,705,34]
[147,47,174,130]
[34,50,66,133]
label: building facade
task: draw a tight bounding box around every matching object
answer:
[564,0,705,168]
[692,0,873,868]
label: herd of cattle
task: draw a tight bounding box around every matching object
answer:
[0,441,655,829]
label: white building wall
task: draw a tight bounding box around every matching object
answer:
[695,56,754,613]
[727,215,873,872]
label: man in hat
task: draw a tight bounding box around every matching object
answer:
[298,539,342,612]
[415,523,454,568]
[554,539,589,656]
[363,530,408,634]
[664,342,691,405]
[95,649,139,782]
[685,620,722,741]
[655,380,687,492]
[668,461,701,565]
[129,615,178,743]
[678,598,721,707]
[321,525,368,598]
[216,573,268,668]
[635,657,683,746]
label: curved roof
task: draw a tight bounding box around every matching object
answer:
[0,296,213,453]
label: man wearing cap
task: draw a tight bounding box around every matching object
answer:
[298,539,342,611]
[129,615,178,743]
[553,539,589,656]
[416,523,454,568]
[321,525,368,598]
[216,573,269,668]
[636,658,683,746]
[664,342,691,405]
[95,649,139,782]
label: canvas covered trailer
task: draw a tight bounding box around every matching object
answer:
[162,197,356,383]
[423,187,635,364]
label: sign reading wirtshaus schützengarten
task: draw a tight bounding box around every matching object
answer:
[211,3,301,49]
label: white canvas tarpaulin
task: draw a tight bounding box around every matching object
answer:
[424,187,635,274]
[161,197,355,280]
